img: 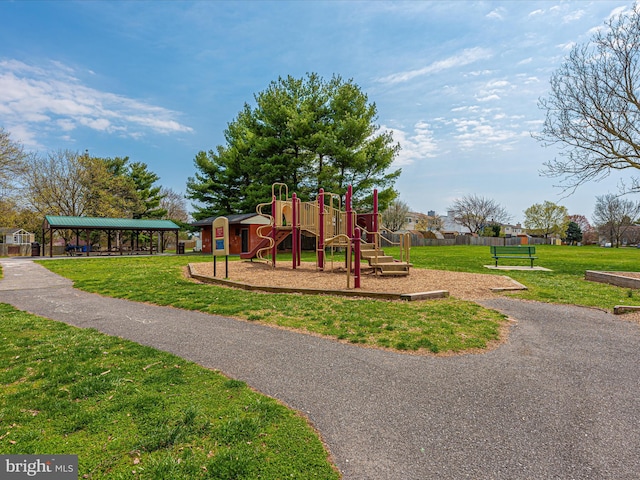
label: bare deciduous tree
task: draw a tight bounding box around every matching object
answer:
[449,195,510,234]
[22,150,141,218]
[0,127,27,198]
[160,187,189,223]
[23,150,89,217]
[536,5,640,194]
[592,193,640,247]
[381,200,410,231]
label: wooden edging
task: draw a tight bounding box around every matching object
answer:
[400,291,449,301]
[614,305,640,315]
[585,270,640,289]
[187,264,448,301]
[490,276,528,292]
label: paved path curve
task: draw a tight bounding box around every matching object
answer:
[1,258,639,479]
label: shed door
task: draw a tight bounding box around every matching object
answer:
[241,228,249,253]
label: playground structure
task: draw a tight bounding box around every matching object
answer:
[239,183,411,287]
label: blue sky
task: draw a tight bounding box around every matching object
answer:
[0,0,632,223]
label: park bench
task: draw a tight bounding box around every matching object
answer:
[65,245,85,256]
[490,245,537,268]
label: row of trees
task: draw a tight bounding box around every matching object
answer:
[0,128,188,236]
[456,193,640,247]
[381,192,640,248]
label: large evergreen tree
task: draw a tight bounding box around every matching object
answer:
[128,161,166,219]
[186,73,401,220]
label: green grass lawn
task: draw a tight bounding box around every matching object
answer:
[388,244,640,310]
[37,254,506,354]
[0,304,339,479]
[4,244,639,478]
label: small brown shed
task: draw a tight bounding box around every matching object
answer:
[192,214,270,255]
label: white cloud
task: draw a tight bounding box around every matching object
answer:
[486,80,510,89]
[528,9,545,17]
[557,41,576,51]
[563,9,585,23]
[486,8,505,20]
[472,78,512,103]
[476,94,500,102]
[385,122,438,167]
[0,59,193,147]
[522,76,540,84]
[468,70,494,76]
[451,115,526,150]
[608,5,631,20]
[4,123,40,149]
[376,47,493,85]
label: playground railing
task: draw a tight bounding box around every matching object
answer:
[374,227,411,265]
[300,201,319,234]
[255,201,275,262]
[324,234,354,289]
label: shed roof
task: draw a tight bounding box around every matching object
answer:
[192,213,264,227]
[44,216,180,231]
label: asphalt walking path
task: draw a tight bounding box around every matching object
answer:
[1,258,639,479]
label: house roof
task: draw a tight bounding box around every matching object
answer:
[44,216,180,231]
[0,227,30,235]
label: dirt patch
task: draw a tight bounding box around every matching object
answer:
[189,261,523,301]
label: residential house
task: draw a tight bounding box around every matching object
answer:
[501,223,525,237]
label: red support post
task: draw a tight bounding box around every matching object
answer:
[354,227,361,289]
[373,188,379,234]
[271,195,277,268]
[296,196,301,267]
[318,188,325,270]
[292,193,298,270]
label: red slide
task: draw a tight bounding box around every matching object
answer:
[240,230,290,259]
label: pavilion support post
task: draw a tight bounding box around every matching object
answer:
[150,231,154,255]
[49,227,53,257]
